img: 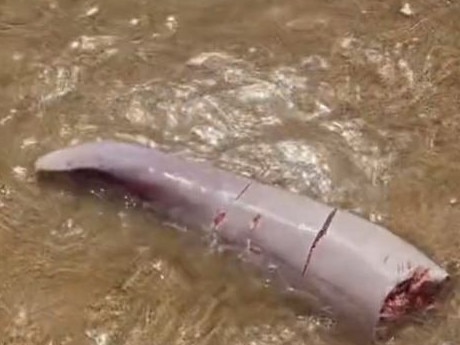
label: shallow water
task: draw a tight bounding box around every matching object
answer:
[1,0,459,344]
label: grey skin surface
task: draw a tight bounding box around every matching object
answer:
[35,140,449,341]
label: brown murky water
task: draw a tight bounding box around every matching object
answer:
[1,0,459,344]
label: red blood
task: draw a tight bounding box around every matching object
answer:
[380,266,435,321]
[212,211,226,230]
